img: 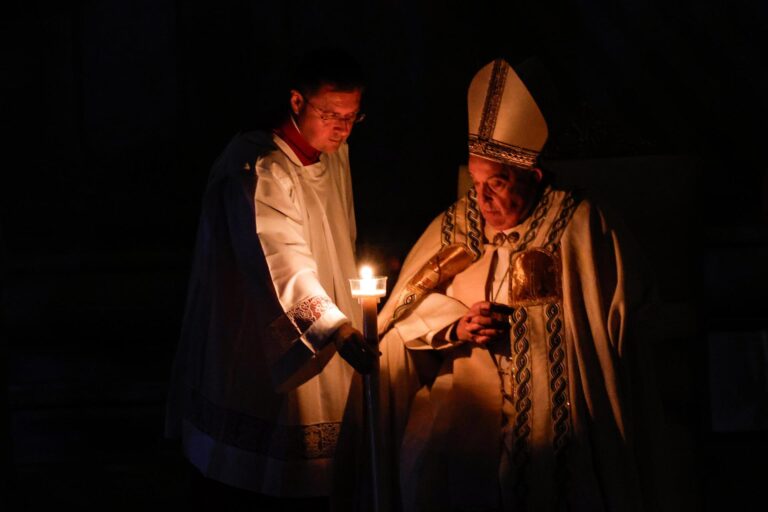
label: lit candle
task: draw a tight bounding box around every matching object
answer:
[350,265,386,342]
[348,264,388,512]
[350,265,386,298]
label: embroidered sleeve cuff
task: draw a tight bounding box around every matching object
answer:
[286,295,347,353]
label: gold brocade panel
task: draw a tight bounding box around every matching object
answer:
[509,248,561,308]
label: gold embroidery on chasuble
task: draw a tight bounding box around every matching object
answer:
[390,189,484,323]
[509,248,562,308]
[498,190,580,510]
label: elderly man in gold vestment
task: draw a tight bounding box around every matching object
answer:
[334,58,684,512]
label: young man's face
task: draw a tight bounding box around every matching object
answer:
[290,84,362,153]
[469,154,542,230]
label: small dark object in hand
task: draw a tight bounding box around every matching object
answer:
[489,303,514,315]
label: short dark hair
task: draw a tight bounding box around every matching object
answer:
[289,47,366,98]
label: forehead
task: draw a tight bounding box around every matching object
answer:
[468,155,511,180]
[308,85,362,110]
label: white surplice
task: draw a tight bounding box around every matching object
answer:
[166,130,362,497]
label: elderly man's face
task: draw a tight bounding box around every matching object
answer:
[469,155,542,230]
[290,85,362,154]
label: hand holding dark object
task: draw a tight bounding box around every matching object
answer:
[456,301,513,345]
[330,322,377,374]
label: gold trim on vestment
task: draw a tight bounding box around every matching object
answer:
[468,134,540,169]
[478,59,508,140]
[391,244,475,323]
[508,248,562,307]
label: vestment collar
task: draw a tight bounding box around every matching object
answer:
[273,117,321,166]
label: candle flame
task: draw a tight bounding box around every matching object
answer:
[351,264,386,298]
[360,265,374,279]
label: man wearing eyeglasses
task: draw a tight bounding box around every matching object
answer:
[165,48,375,511]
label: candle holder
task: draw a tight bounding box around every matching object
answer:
[349,267,387,299]
[349,266,387,344]
[348,265,387,512]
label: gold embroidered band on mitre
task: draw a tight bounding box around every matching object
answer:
[468,135,540,169]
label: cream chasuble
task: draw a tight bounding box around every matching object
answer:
[333,186,676,512]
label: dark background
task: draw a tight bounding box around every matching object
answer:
[2,0,767,510]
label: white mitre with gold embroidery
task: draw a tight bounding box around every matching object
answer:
[467,58,548,169]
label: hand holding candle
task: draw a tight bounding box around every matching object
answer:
[330,323,375,374]
[332,266,387,374]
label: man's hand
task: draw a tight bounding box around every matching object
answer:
[455,301,513,345]
[330,323,377,374]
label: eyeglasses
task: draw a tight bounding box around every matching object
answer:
[306,101,366,125]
